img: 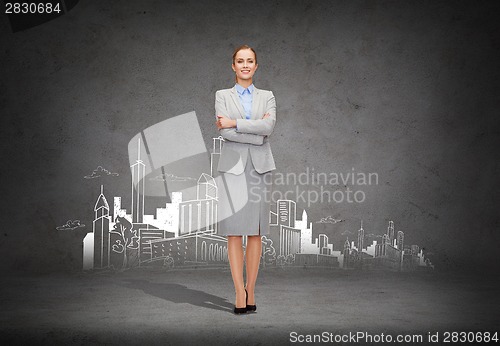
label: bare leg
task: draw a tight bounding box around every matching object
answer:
[227,235,246,308]
[245,232,262,305]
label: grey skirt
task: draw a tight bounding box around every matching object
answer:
[217,155,272,236]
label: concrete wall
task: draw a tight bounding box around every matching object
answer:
[0,0,498,273]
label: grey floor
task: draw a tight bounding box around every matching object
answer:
[1,267,498,345]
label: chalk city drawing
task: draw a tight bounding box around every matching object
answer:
[66,111,434,271]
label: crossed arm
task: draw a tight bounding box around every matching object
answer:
[215,90,276,145]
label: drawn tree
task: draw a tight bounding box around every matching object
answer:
[110,216,139,269]
[261,236,276,267]
[276,255,286,267]
[285,253,295,265]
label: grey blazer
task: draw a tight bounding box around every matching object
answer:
[215,85,277,175]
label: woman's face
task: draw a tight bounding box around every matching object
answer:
[232,48,258,82]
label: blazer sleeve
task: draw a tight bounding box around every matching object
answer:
[215,90,264,146]
[235,91,276,136]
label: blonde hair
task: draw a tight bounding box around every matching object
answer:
[232,45,258,83]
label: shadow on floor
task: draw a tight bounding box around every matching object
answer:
[117,279,235,313]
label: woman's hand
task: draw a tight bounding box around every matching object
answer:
[262,113,270,119]
[216,115,236,129]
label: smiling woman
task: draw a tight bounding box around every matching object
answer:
[232,45,258,84]
[214,44,277,315]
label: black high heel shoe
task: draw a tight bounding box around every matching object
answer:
[233,291,247,314]
[245,288,257,312]
[233,305,247,314]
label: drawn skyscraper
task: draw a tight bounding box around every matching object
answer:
[211,136,223,177]
[131,137,145,223]
[93,185,111,268]
[357,220,365,258]
[382,233,390,245]
[397,230,404,250]
[272,199,300,257]
[343,238,351,268]
[318,234,331,255]
[178,174,218,235]
[387,220,395,246]
[298,209,313,253]
[113,197,122,221]
[197,173,217,200]
[276,199,296,228]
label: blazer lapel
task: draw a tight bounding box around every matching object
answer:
[251,86,260,119]
[230,86,245,119]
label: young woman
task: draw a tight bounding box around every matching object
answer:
[215,45,277,314]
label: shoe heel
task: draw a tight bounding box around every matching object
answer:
[245,288,257,312]
[234,290,247,314]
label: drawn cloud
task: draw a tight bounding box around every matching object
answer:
[366,233,383,239]
[57,219,85,230]
[84,166,119,179]
[149,173,196,182]
[316,216,344,224]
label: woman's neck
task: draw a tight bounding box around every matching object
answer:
[236,79,253,89]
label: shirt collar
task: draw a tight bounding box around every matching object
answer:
[235,83,254,95]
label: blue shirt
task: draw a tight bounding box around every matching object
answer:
[235,83,254,120]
